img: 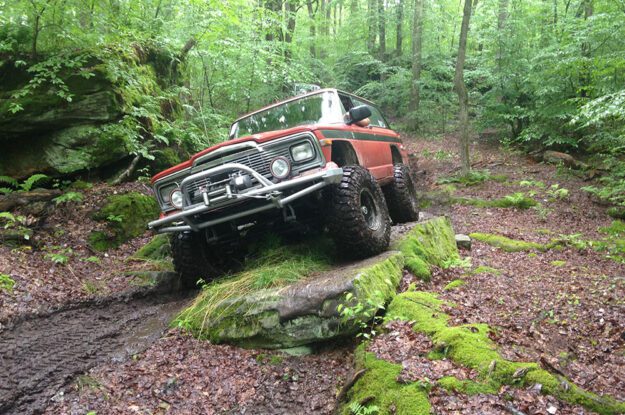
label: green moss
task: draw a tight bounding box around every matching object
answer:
[551,260,566,267]
[455,193,537,209]
[468,265,502,276]
[437,376,497,395]
[69,180,93,190]
[395,217,460,280]
[599,220,625,237]
[607,207,625,220]
[469,232,546,252]
[385,291,625,414]
[340,346,431,415]
[133,234,170,260]
[443,279,465,291]
[89,192,159,251]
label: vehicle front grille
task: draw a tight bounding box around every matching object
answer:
[184,145,293,205]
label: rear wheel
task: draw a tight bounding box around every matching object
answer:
[170,232,220,289]
[327,165,391,258]
[384,164,419,223]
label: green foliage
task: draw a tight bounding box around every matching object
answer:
[0,174,49,194]
[0,212,32,241]
[45,252,70,265]
[437,170,491,186]
[469,233,546,253]
[443,279,466,291]
[89,192,159,251]
[53,191,84,205]
[0,273,16,293]
[455,193,537,210]
[386,291,625,414]
[348,402,380,415]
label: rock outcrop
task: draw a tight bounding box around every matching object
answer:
[177,216,459,349]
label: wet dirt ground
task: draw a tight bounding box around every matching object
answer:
[0,291,192,415]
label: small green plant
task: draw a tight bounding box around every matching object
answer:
[546,184,569,201]
[106,214,124,223]
[519,180,545,188]
[532,203,553,222]
[438,170,491,186]
[349,401,380,415]
[337,292,385,340]
[434,150,453,160]
[46,253,70,265]
[0,174,50,194]
[53,191,84,205]
[44,247,73,265]
[82,256,101,263]
[441,256,472,269]
[0,273,16,293]
[0,212,32,241]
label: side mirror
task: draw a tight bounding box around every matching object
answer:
[347,105,372,125]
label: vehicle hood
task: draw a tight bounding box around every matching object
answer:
[150,125,317,183]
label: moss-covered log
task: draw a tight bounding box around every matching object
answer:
[382,291,625,415]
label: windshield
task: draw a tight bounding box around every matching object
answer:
[229,91,343,139]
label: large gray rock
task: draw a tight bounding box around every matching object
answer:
[179,217,460,349]
[190,251,404,349]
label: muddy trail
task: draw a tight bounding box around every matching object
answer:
[0,291,192,415]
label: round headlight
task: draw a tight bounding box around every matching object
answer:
[291,141,314,162]
[270,157,291,179]
[169,188,184,209]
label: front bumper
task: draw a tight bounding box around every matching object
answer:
[148,163,343,233]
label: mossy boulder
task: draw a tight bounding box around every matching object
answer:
[133,234,171,260]
[0,43,183,179]
[88,192,159,251]
[177,217,460,349]
[177,251,404,349]
[394,216,459,280]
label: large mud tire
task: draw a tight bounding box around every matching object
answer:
[327,165,391,258]
[170,232,217,289]
[384,163,420,223]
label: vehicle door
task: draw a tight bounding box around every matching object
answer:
[339,94,395,180]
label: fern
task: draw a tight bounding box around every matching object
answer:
[19,174,49,191]
[0,176,18,188]
[0,212,17,223]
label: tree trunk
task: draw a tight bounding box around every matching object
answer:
[378,0,386,60]
[409,0,423,127]
[579,0,593,98]
[395,0,403,57]
[367,0,377,54]
[454,0,474,174]
[307,0,317,57]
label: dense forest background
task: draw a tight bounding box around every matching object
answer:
[1,0,624,208]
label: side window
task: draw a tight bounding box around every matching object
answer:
[338,93,354,112]
[352,97,389,129]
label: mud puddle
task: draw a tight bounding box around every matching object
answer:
[0,291,193,415]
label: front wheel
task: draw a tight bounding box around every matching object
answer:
[327,165,391,258]
[170,232,220,289]
[383,164,420,223]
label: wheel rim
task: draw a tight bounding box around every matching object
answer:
[360,188,381,230]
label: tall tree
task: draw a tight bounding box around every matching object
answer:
[409,0,423,128]
[395,0,403,57]
[367,0,377,54]
[306,0,317,57]
[377,0,386,59]
[454,0,474,174]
